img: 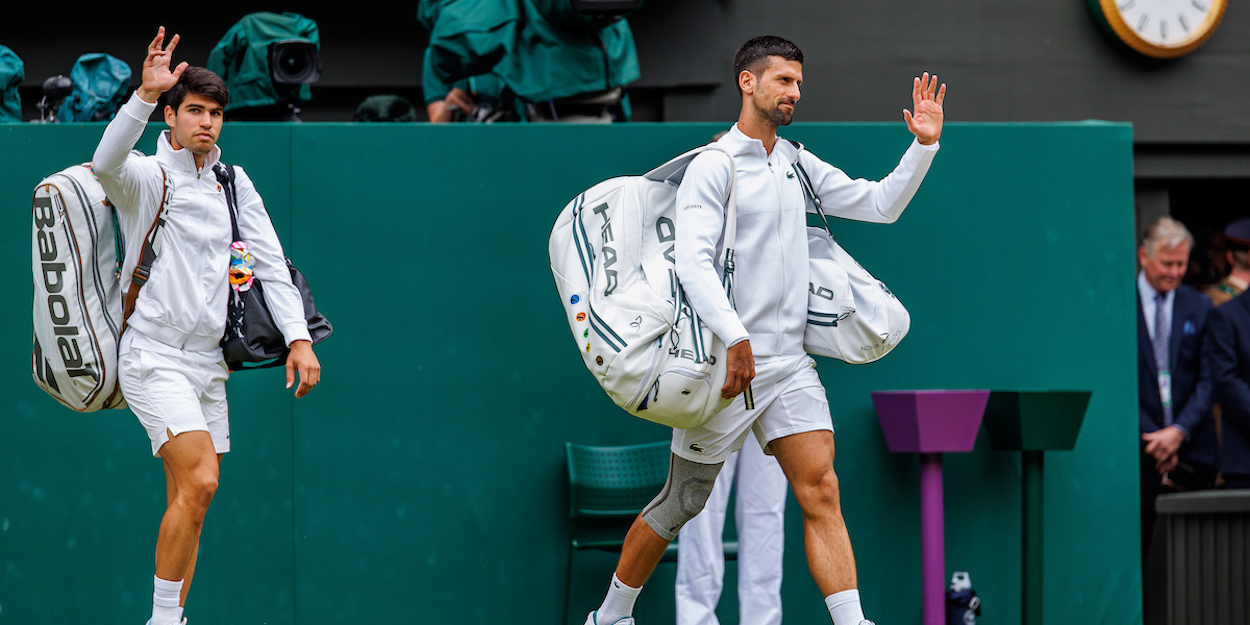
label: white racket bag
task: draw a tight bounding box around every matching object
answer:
[550,146,742,429]
[793,160,911,364]
[31,163,128,411]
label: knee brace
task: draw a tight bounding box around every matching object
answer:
[641,454,724,541]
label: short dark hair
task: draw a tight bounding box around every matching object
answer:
[165,67,229,112]
[733,36,803,92]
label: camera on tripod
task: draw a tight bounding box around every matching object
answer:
[208,12,321,121]
[35,75,73,123]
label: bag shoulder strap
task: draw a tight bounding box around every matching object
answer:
[643,144,736,240]
[213,163,241,241]
[122,167,172,329]
[791,156,834,238]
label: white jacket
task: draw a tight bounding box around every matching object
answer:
[674,123,937,359]
[93,92,310,353]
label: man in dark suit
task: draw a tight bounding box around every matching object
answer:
[1205,220,1250,489]
[1136,217,1218,556]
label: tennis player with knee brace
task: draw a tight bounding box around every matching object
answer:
[583,36,945,625]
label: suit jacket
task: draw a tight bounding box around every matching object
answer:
[1137,284,1218,470]
[1206,289,1250,475]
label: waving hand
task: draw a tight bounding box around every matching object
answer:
[137,26,188,103]
[903,72,946,146]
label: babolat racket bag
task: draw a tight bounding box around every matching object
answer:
[549,145,742,429]
[31,163,128,411]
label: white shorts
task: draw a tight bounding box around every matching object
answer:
[671,353,832,464]
[119,331,231,457]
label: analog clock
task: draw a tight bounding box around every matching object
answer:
[1088,0,1228,58]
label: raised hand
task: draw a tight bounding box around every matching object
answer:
[903,72,946,146]
[137,26,188,103]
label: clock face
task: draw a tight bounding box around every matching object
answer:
[1097,0,1227,57]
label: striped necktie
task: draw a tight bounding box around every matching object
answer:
[1154,291,1173,425]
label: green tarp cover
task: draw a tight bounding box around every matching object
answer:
[207,12,320,110]
[0,45,22,123]
[420,0,640,106]
[58,53,131,122]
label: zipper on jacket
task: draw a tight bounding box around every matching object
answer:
[767,156,786,356]
[180,176,216,350]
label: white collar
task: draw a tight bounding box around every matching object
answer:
[1138,271,1174,304]
[719,123,801,164]
[156,129,222,174]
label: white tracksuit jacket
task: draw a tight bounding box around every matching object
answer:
[93,93,310,353]
[674,124,938,358]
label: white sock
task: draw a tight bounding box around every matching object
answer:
[825,589,866,625]
[595,573,642,624]
[151,576,184,625]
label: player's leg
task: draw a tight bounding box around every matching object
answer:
[587,358,786,625]
[734,437,787,625]
[769,429,852,592]
[150,430,218,624]
[165,453,223,608]
[770,429,867,625]
[173,363,230,609]
[154,433,219,581]
[590,455,724,624]
[752,359,867,625]
[675,450,740,625]
[121,339,230,625]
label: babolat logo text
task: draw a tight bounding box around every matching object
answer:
[33,195,96,382]
[592,203,618,296]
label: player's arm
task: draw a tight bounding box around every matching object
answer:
[801,73,945,224]
[232,168,320,397]
[94,27,186,210]
[675,151,753,398]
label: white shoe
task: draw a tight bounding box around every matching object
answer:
[584,611,636,625]
[145,619,187,625]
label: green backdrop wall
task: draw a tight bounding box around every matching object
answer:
[0,120,1138,625]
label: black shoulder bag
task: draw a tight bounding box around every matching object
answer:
[214,163,332,371]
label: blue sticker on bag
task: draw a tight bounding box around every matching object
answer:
[570,294,580,305]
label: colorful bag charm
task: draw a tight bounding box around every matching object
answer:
[229,240,255,292]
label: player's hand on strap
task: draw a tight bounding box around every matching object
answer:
[721,340,755,399]
[138,26,188,103]
[286,340,321,398]
[903,72,946,146]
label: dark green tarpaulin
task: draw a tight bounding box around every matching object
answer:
[0,45,22,123]
[207,12,320,111]
[419,0,640,107]
[57,53,131,122]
